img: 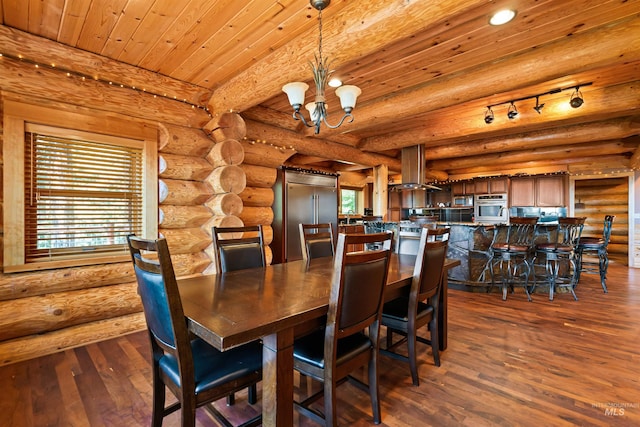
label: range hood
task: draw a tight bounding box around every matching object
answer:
[397,145,441,190]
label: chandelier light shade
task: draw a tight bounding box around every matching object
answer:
[282,0,361,134]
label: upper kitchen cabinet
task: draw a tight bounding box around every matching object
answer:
[536,175,566,207]
[451,180,475,195]
[474,177,508,194]
[510,175,566,207]
[510,177,536,206]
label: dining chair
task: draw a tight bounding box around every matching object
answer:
[292,231,393,426]
[299,222,335,262]
[576,214,614,293]
[211,225,265,405]
[127,235,262,427]
[381,228,448,386]
[427,226,450,242]
[212,225,266,273]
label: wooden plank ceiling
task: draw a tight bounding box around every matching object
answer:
[1,0,639,181]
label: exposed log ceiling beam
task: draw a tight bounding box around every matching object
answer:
[361,79,640,151]
[207,0,484,114]
[0,25,210,106]
[354,16,640,148]
[424,116,640,160]
[244,119,404,173]
[430,139,639,171]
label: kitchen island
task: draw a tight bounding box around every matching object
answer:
[364,221,560,291]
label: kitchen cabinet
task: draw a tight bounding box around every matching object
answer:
[388,190,401,221]
[510,175,565,207]
[536,176,565,207]
[452,180,475,195]
[510,177,535,206]
[474,177,508,194]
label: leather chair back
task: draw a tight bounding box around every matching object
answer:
[212,225,266,273]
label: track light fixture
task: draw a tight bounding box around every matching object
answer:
[570,87,584,108]
[482,82,592,124]
[533,96,544,114]
[484,106,494,124]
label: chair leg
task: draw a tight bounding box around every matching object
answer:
[248,384,257,405]
[407,330,419,386]
[324,379,338,427]
[429,319,440,368]
[151,368,166,427]
[368,351,382,424]
[226,393,235,406]
[599,249,609,293]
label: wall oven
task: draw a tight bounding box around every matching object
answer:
[474,193,508,223]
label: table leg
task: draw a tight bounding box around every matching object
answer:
[438,274,449,351]
[262,328,294,427]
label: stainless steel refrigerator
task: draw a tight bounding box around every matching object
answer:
[272,169,338,263]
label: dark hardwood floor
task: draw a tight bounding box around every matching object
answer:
[1,262,639,426]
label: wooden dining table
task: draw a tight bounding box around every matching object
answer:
[178,253,460,427]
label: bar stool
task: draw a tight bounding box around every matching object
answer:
[576,215,615,293]
[533,217,585,301]
[488,217,538,301]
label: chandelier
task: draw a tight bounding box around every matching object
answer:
[282,0,361,135]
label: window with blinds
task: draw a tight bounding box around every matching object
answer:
[24,132,143,262]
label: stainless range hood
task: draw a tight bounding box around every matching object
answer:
[397,145,441,190]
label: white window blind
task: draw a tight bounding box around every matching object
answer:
[24,132,143,262]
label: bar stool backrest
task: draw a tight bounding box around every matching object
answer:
[505,217,538,249]
[601,215,615,245]
[556,217,586,249]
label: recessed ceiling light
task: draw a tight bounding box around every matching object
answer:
[489,9,516,26]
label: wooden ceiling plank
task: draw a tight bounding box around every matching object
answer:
[27,0,63,40]
[116,0,190,65]
[184,0,350,87]
[76,0,129,54]
[136,0,237,73]
[100,0,155,59]
[2,0,28,31]
[56,0,91,45]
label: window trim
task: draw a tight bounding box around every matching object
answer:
[3,99,158,273]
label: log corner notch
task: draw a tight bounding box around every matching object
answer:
[204,112,247,143]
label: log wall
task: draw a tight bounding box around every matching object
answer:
[574,177,629,264]
[0,35,221,365]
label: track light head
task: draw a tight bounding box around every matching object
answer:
[570,87,584,108]
[507,102,518,119]
[484,106,494,124]
[533,96,544,114]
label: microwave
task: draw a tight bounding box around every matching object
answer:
[453,194,473,207]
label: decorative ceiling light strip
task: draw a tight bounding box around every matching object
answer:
[0,52,211,115]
